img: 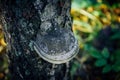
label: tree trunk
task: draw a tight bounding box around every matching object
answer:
[0,0,73,80]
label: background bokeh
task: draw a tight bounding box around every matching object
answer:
[70,0,120,80]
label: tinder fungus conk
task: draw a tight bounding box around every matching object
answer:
[34,27,79,64]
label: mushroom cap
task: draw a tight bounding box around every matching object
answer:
[34,27,79,64]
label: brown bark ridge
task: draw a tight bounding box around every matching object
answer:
[0,0,73,80]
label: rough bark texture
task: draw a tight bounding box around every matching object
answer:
[0,0,73,80]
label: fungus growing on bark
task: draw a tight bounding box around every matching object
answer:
[34,26,79,64]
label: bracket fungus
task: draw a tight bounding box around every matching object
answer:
[34,27,79,64]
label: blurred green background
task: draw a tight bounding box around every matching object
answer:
[70,0,120,80]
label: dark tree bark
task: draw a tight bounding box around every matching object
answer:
[0,0,73,80]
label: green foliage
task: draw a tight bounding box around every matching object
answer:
[88,47,120,73]
[112,50,120,72]
[95,59,107,67]
[101,48,110,59]
[110,31,120,39]
[84,44,102,59]
[112,63,120,72]
[102,65,112,73]
[92,48,111,73]
[70,61,80,77]
[110,55,114,62]
[89,47,102,59]
[114,50,120,61]
[72,0,120,76]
